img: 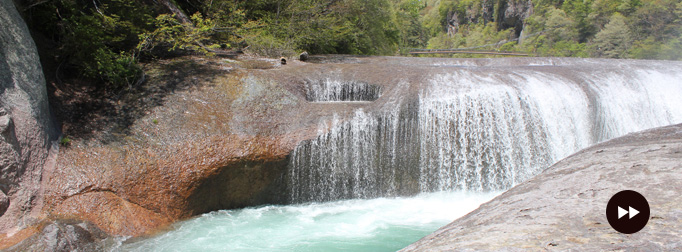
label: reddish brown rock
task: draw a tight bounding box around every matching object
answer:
[3,220,108,252]
[40,56,423,237]
[41,61,327,237]
[51,192,170,237]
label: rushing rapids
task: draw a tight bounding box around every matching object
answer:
[287,57,682,203]
[119,191,499,251]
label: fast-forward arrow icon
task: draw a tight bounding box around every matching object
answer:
[618,206,639,219]
[607,190,649,234]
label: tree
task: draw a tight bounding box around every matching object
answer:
[24,0,155,87]
[545,7,579,42]
[137,13,220,55]
[395,0,429,49]
[590,12,632,58]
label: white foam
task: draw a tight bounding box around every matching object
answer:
[117,191,500,252]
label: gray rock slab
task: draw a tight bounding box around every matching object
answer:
[0,0,57,234]
[402,123,682,251]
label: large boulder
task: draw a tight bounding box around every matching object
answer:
[403,123,682,251]
[0,0,57,237]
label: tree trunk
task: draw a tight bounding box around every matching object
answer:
[159,0,191,24]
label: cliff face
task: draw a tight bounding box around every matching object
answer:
[446,0,533,38]
[402,123,682,251]
[0,0,57,236]
[498,0,534,36]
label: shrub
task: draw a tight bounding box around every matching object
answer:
[59,136,72,146]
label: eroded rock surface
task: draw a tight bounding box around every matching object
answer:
[403,124,682,251]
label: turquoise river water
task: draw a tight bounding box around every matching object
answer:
[117,191,499,251]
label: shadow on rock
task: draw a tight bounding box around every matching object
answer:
[48,58,227,143]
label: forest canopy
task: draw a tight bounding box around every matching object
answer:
[17,0,682,87]
[423,0,682,60]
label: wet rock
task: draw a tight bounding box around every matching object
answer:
[299,51,309,61]
[402,123,682,251]
[5,220,108,252]
[44,68,312,237]
[50,192,171,237]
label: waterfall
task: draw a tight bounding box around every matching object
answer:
[289,103,421,202]
[305,78,381,102]
[417,74,554,192]
[288,63,682,203]
[590,70,682,140]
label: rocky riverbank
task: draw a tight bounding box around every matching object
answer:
[403,123,682,251]
[3,0,682,247]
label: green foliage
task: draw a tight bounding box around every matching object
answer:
[427,33,462,49]
[395,0,430,49]
[260,0,403,55]
[59,136,72,146]
[138,13,220,55]
[498,41,518,52]
[244,32,297,57]
[590,13,632,58]
[21,0,682,89]
[192,0,409,55]
[26,0,154,87]
[517,6,588,57]
[464,23,511,48]
[545,7,579,42]
[420,0,682,60]
[92,49,143,87]
[561,0,597,41]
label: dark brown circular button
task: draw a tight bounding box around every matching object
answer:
[606,190,650,234]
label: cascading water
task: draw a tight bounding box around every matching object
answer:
[289,106,420,202]
[305,78,382,102]
[589,70,682,140]
[418,75,552,192]
[121,58,682,251]
[290,78,421,202]
[288,65,682,203]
